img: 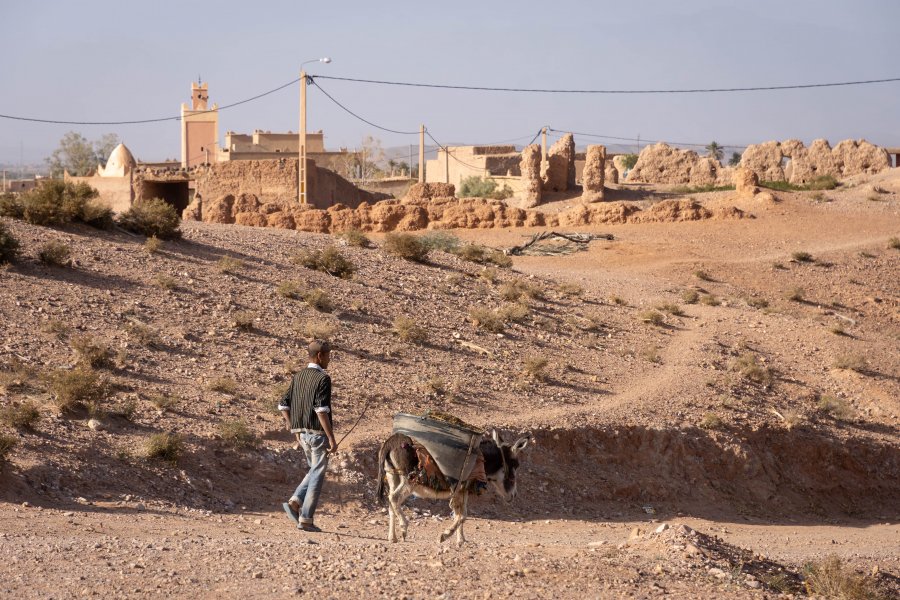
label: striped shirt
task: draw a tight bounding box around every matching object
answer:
[277,363,332,433]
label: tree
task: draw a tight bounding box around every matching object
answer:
[705,141,724,162]
[728,151,742,167]
[621,154,638,170]
[397,161,410,177]
[46,131,120,177]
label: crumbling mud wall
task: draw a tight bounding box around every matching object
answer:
[581,145,606,203]
[740,138,890,184]
[626,143,727,186]
[519,144,543,208]
[542,133,576,192]
[404,183,455,202]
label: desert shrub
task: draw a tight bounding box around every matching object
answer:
[277,280,303,299]
[297,320,337,341]
[680,289,699,304]
[699,412,724,430]
[733,353,773,386]
[805,175,839,191]
[0,193,24,218]
[208,377,238,395]
[426,377,447,395]
[393,316,427,344]
[500,278,543,302]
[0,222,20,264]
[621,154,638,170]
[116,198,181,239]
[469,307,505,333]
[746,296,769,309]
[487,251,512,268]
[694,270,713,281]
[791,251,814,263]
[144,236,162,254]
[216,256,244,274]
[671,184,735,194]
[38,240,71,266]
[828,324,847,336]
[49,367,108,412]
[145,432,183,463]
[558,282,584,298]
[455,244,486,262]
[79,201,114,229]
[303,288,334,313]
[231,311,255,331]
[383,232,429,262]
[641,346,662,364]
[14,181,98,227]
[817,395,854,420]
[760,176,838,192]
[833,354,866,372]
[153,274,178,291]
[803,555,884,600]
[292,246,355,279]
[0,401,40,430]
[420,231,461,253]
[218,419,258,449]
[70,335,113,368]
[478,268,498,283]
[458,176,499,198]
[498,302,530,323]
[149,394,177,413]
[341,229,371,248]
[42,319,71,338]
[786,287,805,302]
[699,294,720,306]
[656,302,684,316]
[639,310,664,326]
[610,295,626,306]
[0,434,15,463]
[125,322,160,347]
[888,237,900,250]
[117,398,138,421]
[522,357,549,382]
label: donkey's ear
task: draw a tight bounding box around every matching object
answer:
[491,429,502,446]
[511,436,530,455]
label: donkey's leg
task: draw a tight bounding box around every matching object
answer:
[385,470,401,543]
[439,490,466,544]
[455,490,470,547]
[387,474,411,543]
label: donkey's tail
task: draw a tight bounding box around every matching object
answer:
[376,439,389,503]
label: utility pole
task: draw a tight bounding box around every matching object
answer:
[418,125,425,183]
[541,127,547,161]
[445,146,449,184]
[408,144,412,179]
[298,70,308,205]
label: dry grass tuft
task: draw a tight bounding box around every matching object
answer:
[292,246,355,279]
[38,240,72,266]
[218,419,258,449]
[125,322,160,348]
[216,256,245,274]
[791,251,814,263]
[393,316,428,344]
[0,221,20,264]
[786,287,805,302]
[303,288,334,313]
[746,296,769,309]
[426,377,447,396]
[610,295,627,306]
[888,236,900,250]
[42,319,72,338]
[208,377,238,396]
[70,335,113,369]
[0,434,15,463]
[693,270,713,281]
[149,394,178,413]
[144,236,162,254]
[699,412,724,430]
[557,282,584,298]
[500,278,544,302]
[153,274,178,291]
[817,395,855,421]
[478,267,498,283]
[231,311,256,331]
[639,310,665,326]
[276,280,303,299]
[296,320,337,341]
[681,289,699,304]
[656,302,684,316]
[0,401,40,430]
[733,353,773,386]
[522,357,549,382]
[383,232,430,262]
[803,555,886,600]
[498,302,530,323]
[469,307,506,333]
[341,229,371,248]
[699,294,721,306]
[833,354,867,373]
[145,432,183,464]
[49,367,108,413]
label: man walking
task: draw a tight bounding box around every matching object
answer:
[279,339,338,532]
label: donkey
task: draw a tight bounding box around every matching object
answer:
[376,429,529,546]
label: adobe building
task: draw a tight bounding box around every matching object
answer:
[218,129,360,173]
[65,143,136,213]
[425,145,524,193]
[181,81,219,168]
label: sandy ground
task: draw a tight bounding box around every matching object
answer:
[1,174,899,598]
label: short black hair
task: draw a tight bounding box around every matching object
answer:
[308,339,331,357]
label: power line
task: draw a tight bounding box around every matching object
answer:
[314,74,900,94]
[548,127,748,150]
[0,77,302,125]
[308,76,418,135]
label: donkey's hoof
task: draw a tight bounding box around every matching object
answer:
[439,531,451,543]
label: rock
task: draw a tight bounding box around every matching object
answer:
[519,144,543,208]
[542,133,575,192]
[655,523,669,534]
[587,541,607,547]
[203,194,236,224]
[581,145,607,203]
[182,197,202,221]
[708,567,728,579]
[252,571,263,579]
[87,418,105,431]
[733,167,759,194]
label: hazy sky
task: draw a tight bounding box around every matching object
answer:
[2,0,899,164]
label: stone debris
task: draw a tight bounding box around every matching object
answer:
[580,145,607,203]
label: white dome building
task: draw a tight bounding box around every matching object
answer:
[97,143,136,178]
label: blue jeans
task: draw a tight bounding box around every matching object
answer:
[290,432,329,525]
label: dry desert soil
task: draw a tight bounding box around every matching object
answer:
[1,173,898,599]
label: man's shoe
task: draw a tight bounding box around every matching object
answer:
[282,502,299,524]
[298,523,322,533]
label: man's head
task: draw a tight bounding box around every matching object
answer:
[308,339,331,369]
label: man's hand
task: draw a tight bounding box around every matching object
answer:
[328,438,339,453]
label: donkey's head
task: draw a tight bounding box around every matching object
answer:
[481,429,530,502]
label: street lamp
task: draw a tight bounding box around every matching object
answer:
[299,57,332,205]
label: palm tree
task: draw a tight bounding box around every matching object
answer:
[387,159,397,177]
[728,152,741,167]
[705,141,724,162]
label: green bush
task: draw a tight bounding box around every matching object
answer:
[0,193,24,219]
[0,222,20,264]
[13,181,99,227]
[116,198,181,239]
[468,307,506,333]
[145,432,183,464]
[0,401,40,430]
[291,246,355,279]
[458,176,513,200]
[49,367,108,413]
[384,233,430,262]
[341,229,371,248]
[218,419,258,449]
[621,154,638,170]
[420,231,461,253]
[393,316,427,344]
